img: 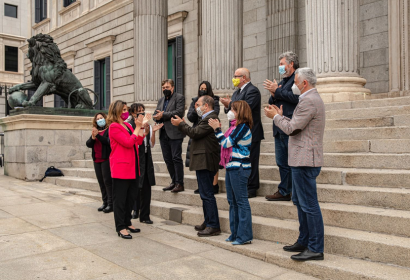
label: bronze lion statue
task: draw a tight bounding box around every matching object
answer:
[9,33,95,109]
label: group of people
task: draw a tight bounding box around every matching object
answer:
[86,51,326,262]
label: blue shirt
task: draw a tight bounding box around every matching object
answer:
[202,110,214,119]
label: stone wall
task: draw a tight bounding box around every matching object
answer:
[359,0,389,94]
[297,0,307,68]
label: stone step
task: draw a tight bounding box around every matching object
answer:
[150,200,410,268]
[151,186,410,238]
[323,126,410,141]
[324,95,410,111]
[151,151,410,170]
[156,222,410,280]
[326,105,410,120]
[52,171,410,211]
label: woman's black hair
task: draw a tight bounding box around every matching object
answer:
[198,81,214,97]
[129,103,145,113]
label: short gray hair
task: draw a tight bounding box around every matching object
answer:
[295,67,317,86]
[278,51,299,70]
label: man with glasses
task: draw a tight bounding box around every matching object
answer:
[220,68,264,198]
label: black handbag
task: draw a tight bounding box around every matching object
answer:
[39,166,64,182]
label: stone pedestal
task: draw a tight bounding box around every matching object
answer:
[134,0,168,104]
[201,0,243,95]
[0,114,92,181]
[306,0,371,102]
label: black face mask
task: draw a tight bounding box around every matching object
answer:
[199,90,207,97]
[136,112,145,117]
[163,89,172,98]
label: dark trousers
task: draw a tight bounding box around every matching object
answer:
[247,141,261,194]
[133,170,152,221]
[159,132,184,185]
[196,169,220,228]
[113,177,138,232]
[291,166,324,253]
[93,160,113,206]
[275,134,292,196]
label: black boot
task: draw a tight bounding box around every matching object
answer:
[131,210,138,219]
[98,204,107,212]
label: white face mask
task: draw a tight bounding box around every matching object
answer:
[196,106,204,117]
[227,110,235,121]
[291,83,302,96]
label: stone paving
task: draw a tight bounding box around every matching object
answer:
[0,171,317,280]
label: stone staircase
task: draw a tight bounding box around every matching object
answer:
[44,96,410,279]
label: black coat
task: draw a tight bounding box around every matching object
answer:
[185,95,220,167]
[127,118,156,188]
[224,82,264,142]
[86,128,111,161]
[268,72,299,136]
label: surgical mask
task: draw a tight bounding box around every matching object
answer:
[227,111,235,121]
[163,89,172,98]
[278,65,286,76]
[96,119,106,127]
[196,106,204,117]
[199,90,207,96]
[291,83,302,96]
[232,78,241,87]
[121,112,129,121]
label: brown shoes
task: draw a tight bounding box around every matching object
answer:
[197,227,221,237]
[265,191,291,201]
[171,183,184,193]
[162,183,175,191]
[194,222,206,231]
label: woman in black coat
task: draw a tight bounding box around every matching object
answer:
[186,81,220,194]
[86,112,113,213]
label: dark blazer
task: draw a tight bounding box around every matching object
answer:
[178,111,220,172]
[154,92,185,140]
[137,131,156,188]
[185,95,220,167]
[86,128,111,161]
[224,82,264,142]
[268,72,299,136]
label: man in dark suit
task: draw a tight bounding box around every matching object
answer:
[153,79,186,193]
[171,95,221,237]
[263,52,299,201]
[220,68,264,198]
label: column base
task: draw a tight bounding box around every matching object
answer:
[316,76,372,103]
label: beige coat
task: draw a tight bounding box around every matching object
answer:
[274,88,326,167]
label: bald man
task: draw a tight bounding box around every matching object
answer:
[220,68,264,198]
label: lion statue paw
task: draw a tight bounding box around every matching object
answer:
[22,100,34,107]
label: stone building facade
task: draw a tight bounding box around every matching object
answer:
[1,0,409,112]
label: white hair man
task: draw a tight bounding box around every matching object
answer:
[264,67,326,261]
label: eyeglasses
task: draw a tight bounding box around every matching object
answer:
[233,75,243,78]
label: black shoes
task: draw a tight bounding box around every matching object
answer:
[127,227,141,233]
[283,242,307,252]
[194,222,206,231]
[103,205,113,213]
[98,204,107,211]
[141,220,153,224]
[171,183,184,193]
[163,183,175,191]
[118,231,132,239]
[197,227,221,237]
[248,191,257,198]
[291,249,324,261]
[194,189,200,194]
[131,210,138,219]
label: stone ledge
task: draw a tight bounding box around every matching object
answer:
[32,18,51,30]
[59,1,82,15]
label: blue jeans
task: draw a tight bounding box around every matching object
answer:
[291,167,324,253]
[275,134,292,196]
[196,169,220,228]
[225,166,253,243]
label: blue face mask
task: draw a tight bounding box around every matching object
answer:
[278,65,286,76]
[97,118,106,127]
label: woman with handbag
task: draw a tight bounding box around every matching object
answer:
[86,112,113,213]
[107,100,145,239]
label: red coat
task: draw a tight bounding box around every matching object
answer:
[109,122,144,179]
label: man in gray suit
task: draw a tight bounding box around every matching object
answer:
[153,79,186,193]
[264,68,326,261]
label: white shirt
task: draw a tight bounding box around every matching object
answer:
[240,81,250,92]
[143,125,154,153]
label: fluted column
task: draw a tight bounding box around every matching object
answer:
[267,0,298,81]
[306,0,371,101]
[134,0,168,103]
[201,0,243,94]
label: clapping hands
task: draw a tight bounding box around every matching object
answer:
[208,118,221,130]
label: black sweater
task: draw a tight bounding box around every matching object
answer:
[86,128,111,161]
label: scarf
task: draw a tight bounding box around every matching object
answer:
[219,119,237,168]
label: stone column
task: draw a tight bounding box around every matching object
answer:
[201,0,243,95]
[306,0,371,102]
[134,0,168,104]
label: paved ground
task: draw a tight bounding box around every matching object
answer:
[0,172,317,280]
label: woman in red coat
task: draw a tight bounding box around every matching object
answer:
[107,100,145,239]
